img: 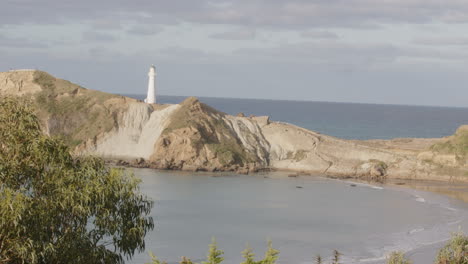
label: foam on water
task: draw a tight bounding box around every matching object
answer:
[408,228,425,235]
[413,195,426,203]
[345,189,468,264]
[334,179,385,190]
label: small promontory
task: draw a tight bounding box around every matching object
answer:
[1,69,467,181]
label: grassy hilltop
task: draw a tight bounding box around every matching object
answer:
[0,70,136,148]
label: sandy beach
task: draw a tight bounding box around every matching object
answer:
[352,178,468,264]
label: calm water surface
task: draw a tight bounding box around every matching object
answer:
[129,169,468,264]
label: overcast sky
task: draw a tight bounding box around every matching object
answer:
[1,0,468,107]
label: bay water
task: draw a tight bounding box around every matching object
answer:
[122,96,468,263]
[130,170,468,264]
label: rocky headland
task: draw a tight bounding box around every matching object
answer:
[2,69,468,182]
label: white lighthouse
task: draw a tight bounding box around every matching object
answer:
[145,65,156,104]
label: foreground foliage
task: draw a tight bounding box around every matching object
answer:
[387,252,412,264]
[148,233,468,264]
[148,240,280,264]
[0,98,154,263]
[436,233,468,264]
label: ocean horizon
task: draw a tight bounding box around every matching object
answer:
[124,94,468,141]
[124,94,468,109]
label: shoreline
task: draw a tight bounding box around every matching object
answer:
[324,176,468,264]
[111,158,468,184]
[346,178,468,262]
[120,162,468,204]
[121,163,468,206]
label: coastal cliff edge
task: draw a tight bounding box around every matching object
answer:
[1,70,467,182]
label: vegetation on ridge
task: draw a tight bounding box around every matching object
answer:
[0,98,154,263]
[431,126,468,159]
[32,70,124,148]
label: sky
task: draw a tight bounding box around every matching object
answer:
[1,0,468,107]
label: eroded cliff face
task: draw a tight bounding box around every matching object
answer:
[82,103,180,160]
[2,70,468,181]
[148,97,270,173]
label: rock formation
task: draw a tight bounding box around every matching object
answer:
[1,69,468,181]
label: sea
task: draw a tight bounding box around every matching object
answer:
[122,95,468,264]
[124,95,468,140]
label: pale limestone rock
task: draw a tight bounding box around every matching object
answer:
[86,103,179,159]
[251,116,270,127]
[433,154,458,166]
[0,70,42,96]
[418,151,434,161]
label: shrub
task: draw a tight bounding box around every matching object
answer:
[436,233,468,264]
[202,238,224,264]
[258,240,280,264]
[149,240,280,264]
[240,244,256,264]
[387,251,412,264]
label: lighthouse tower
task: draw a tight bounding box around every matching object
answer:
[145,65,156,104]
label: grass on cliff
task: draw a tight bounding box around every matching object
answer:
[431,128,468,157]
[32,71,120,148]
[286,150,308,162]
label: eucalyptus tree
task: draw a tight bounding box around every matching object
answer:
[0,98,154,264]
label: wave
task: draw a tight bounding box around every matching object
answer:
[414,195,426,203]
[408,227,425,235]
[338,179,385,190]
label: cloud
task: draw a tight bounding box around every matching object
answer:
[230,40,468,71]
[2,0,468,29]
[157,46,210,61]
[413,37,468,46]
[2,43,468,107]
[301,31,339,39]
[0,34,47,48]
[126,25,163,36]
[210,29,256,40]
[232,42,399,68]
[91,19,122,30]
[88,47,122,59]
[82,31,117,42]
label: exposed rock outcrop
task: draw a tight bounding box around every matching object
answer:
[148,97,269,173]
[83,103,179,160]
[2,69,468,181]
[0,70,42,96]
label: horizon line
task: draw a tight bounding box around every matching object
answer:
[118,93,468,110]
